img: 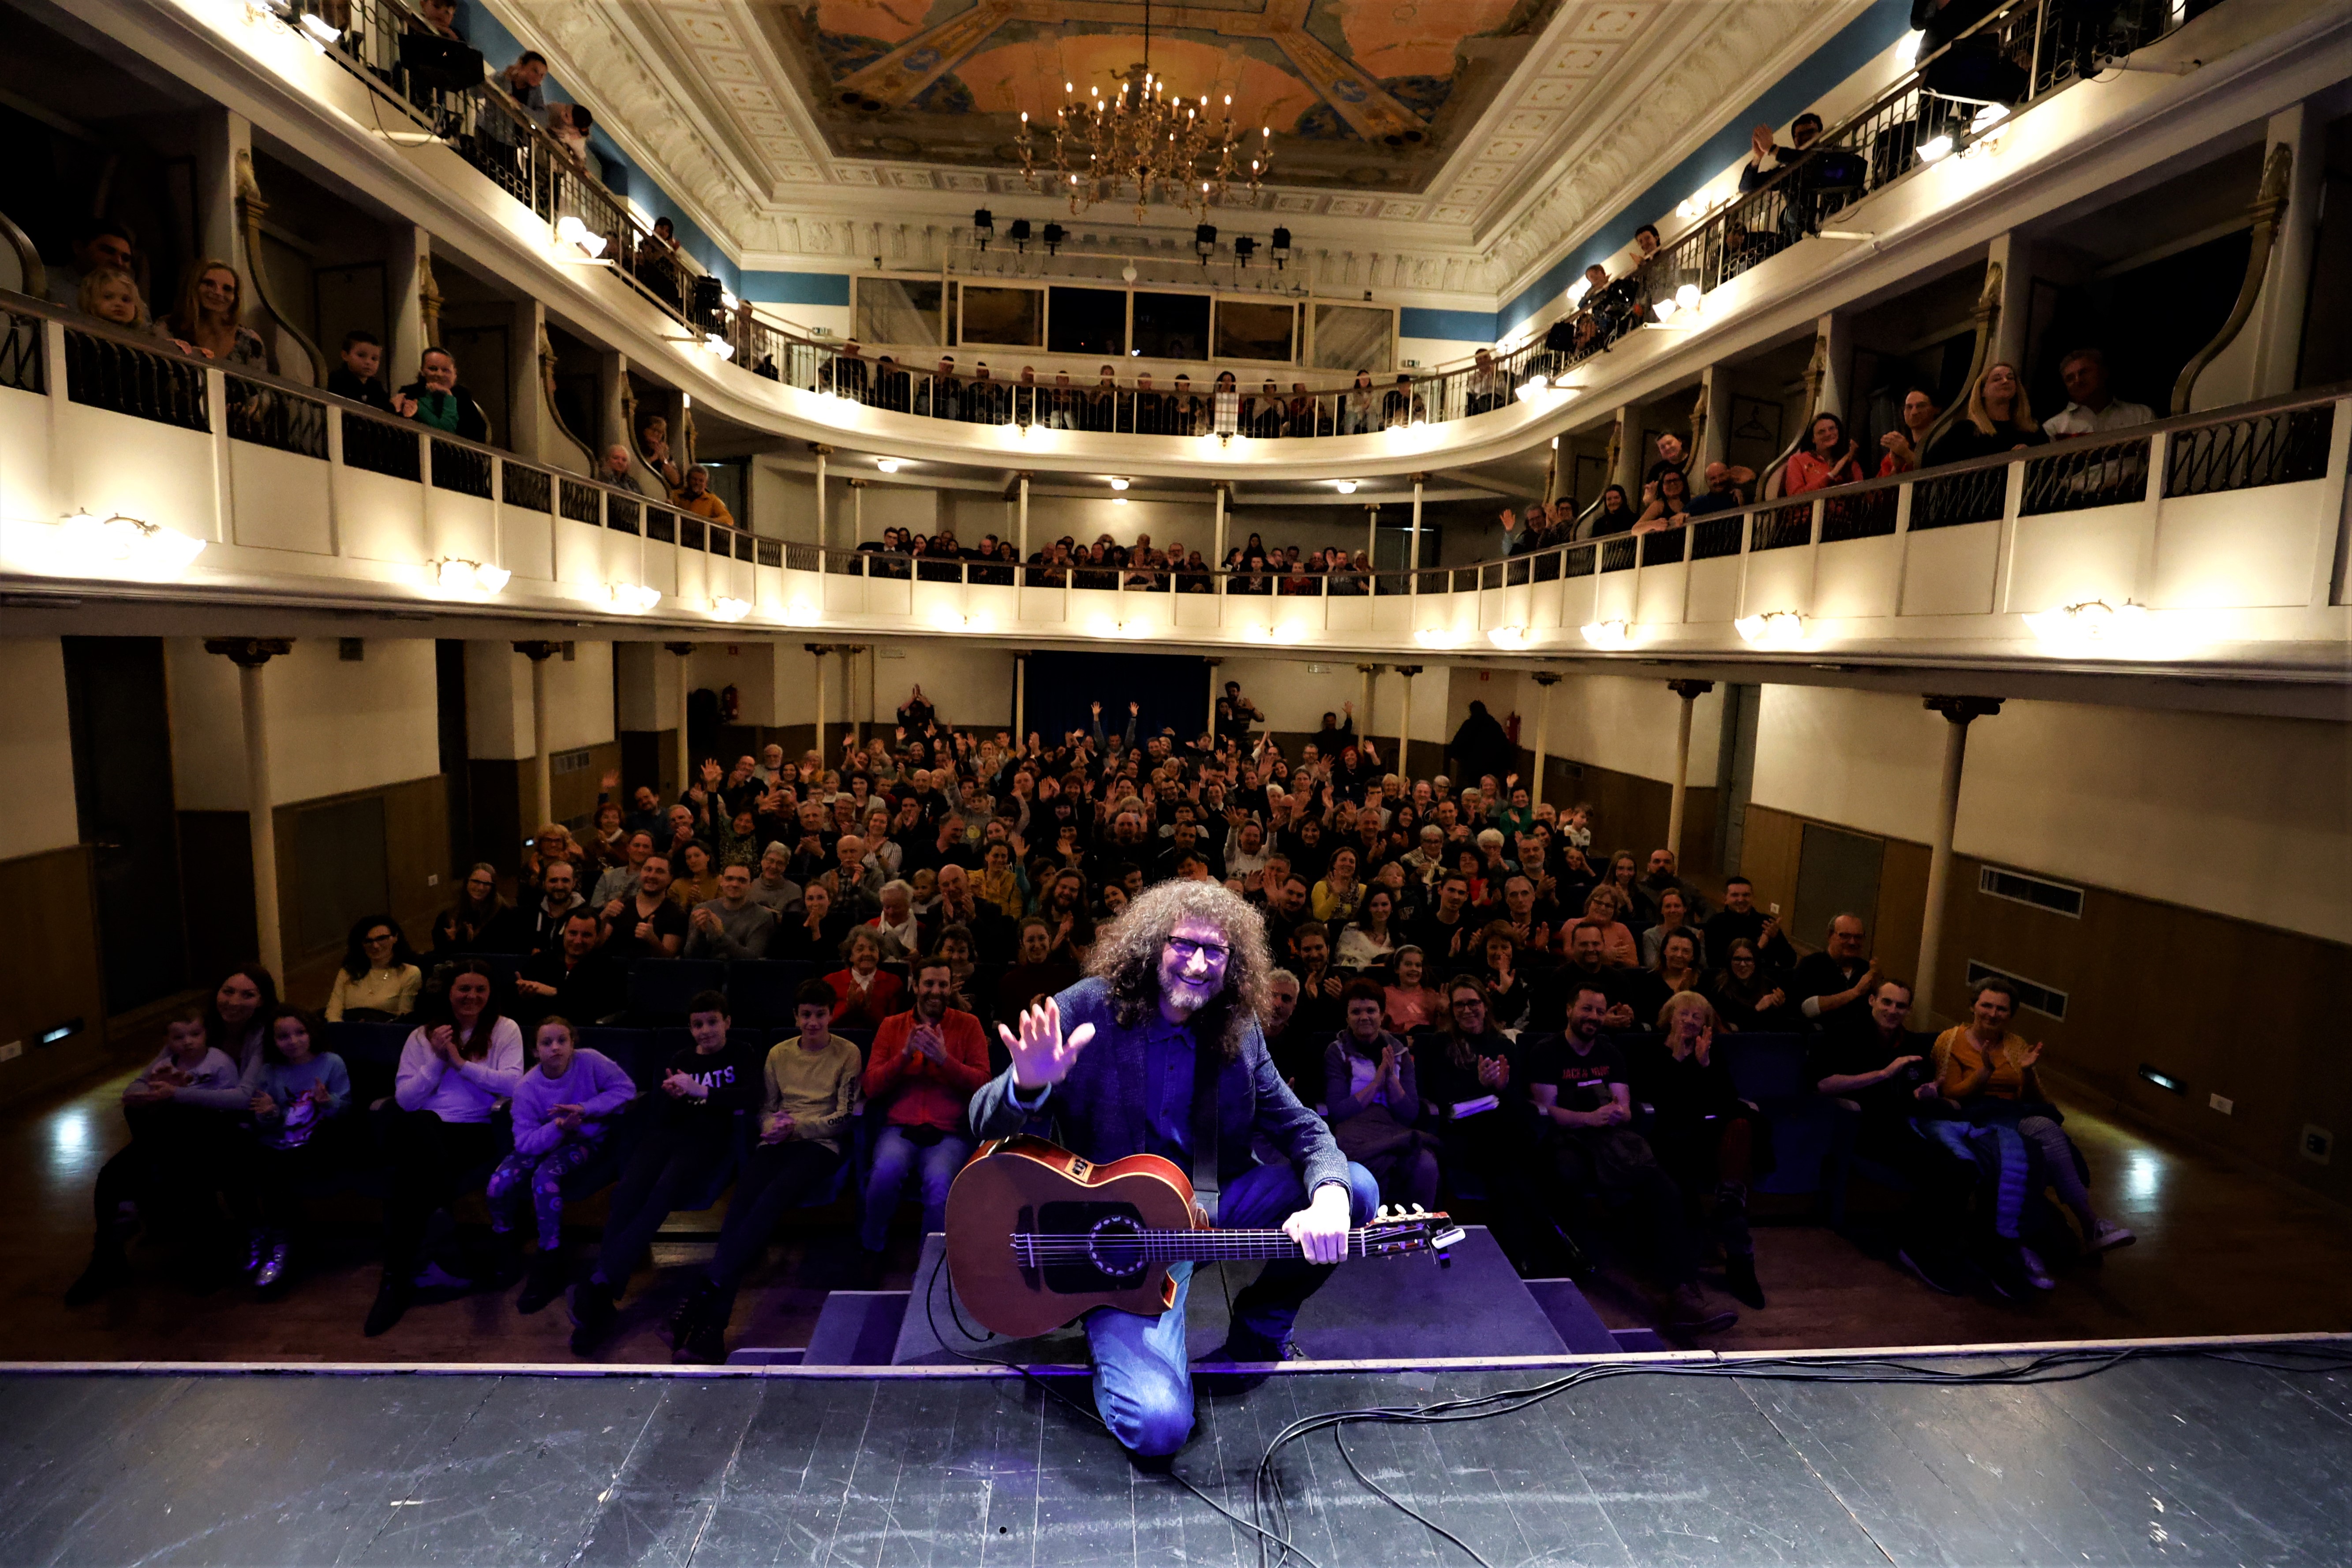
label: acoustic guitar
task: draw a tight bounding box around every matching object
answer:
[944,1135,1464,1340]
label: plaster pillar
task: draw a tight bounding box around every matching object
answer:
[812,445,831,552]
[204,638,293,981]
[664,641,695,799]
[1916,695,2003,1023]
[1988,232,2035,375]
[514,641,562,829]
[1665,678,1715,864]
[1529,673,1559,811]
[2248,100,2323,399]
[388,225,430,389]
[1393,664,1419,779]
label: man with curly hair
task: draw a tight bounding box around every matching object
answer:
[973,880,1378,1463]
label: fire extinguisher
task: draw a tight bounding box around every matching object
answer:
[1505,710,1522,745]
[719,683,740,723]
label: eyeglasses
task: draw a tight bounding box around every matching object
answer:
[364,932,396,945]
[1167,937,1231,966]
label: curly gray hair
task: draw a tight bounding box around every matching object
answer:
[1085,879,1273,1063]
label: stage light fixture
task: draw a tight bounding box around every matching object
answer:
[972,208,995,249]
[1233,236,1256,267]
[1194,223,1217,262]
[1042,222,1066,254]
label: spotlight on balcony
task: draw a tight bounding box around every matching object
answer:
[1675,283,1701,312]
[435,556,508,594]
[1580,619,1630,649]
[711,596,751,622]
[298,11,341,44]
[1565,277,1590,307]
[1917,134,1955,163]
[2023,598,2148,644]
[1233,236,1256,268]
[1042,222,1066,255]
[972,208,995,249]
[1733,610,1806,645]
[60,510,206,574]
[1009,217,1032,253]
[875,458,903,473]
[1271,227,1292,269]
[1194,223,1217,262]
[554,214,606,259]
[609,581,662,614]
[1516,374,1551,404]
[703,332,735,361]
[1488,625,1532,650]
[1109,477,1130,490]
[1333,480,1357,494]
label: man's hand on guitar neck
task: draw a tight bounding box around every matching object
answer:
[1283,1181,1353,1265]
[997,997,1096,1094]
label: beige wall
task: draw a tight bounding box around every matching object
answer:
[166,637,440,809]
[1438,668,1723,786]
[463,640,614,762]
[613,640,682,731]
[0,640,79,861]
[1751,685,2352,945]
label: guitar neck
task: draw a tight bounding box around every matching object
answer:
[1133,1229,1377,1262]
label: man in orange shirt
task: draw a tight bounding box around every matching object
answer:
[856,953,990,1273]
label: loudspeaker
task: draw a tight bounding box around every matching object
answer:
[399,33,485,92]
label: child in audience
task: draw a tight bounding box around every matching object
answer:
[487,1017,637,1313]
[569,991,764,1355]
[239,1007,351,1294]
[75,266,148,329]
[65,1009,245,1304]
[1381,945,1440,1034]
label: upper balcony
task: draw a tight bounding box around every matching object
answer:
[4,291,2344,700]
[52,0,2343,486]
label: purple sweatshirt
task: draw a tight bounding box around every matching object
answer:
[509,1048,638,1156]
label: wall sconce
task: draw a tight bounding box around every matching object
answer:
[1413,627,1464,649]
[60,510,206,574]
[609,581,662,613]
[434,556,509,593]
[1734,610,1806,645]
[1488,625,1532,650]
[711,596,751,622]
[1333,480,1357,494]
[1109,477,1130,490]
[2023,599,2148,644]
[1580,620,1630,649]
[703,332,735,361]
[875,458,903,473]
[554,214,607,260]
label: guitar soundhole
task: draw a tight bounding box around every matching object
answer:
[1035,1201,1152,1292]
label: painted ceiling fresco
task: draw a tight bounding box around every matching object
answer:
[756,0,1567,191]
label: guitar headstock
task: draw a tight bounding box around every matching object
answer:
[1362,1204,1469,1262]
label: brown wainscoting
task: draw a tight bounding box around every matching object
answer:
[0,844,111,1104]
[1740,802,2352,1206]
[1529,749,1719,878]
[178,811,262,985]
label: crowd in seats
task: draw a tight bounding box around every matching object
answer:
[60,677,2139,1353]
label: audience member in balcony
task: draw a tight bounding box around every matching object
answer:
[634,217,683,310]
[1340,367,1377,434]
[1931,976,2135,1257]
[398,347,490,442]
[1709,938,1797,1032]
[1637,992,1767,1307]
[74,266,149,333]
[2043,346,2154,437]
[1877,387,1941,475]
[1464,346,1508,415]
[968,361,1008,425]
[1584,483,1639,539]
[63,1007,245,1304]
[1529,977,1736,1332]
[1740,112,1825,196]
[669,980,862,1364]
[544,102,596,175]
[1634,468,1697,532]
[486,1018,636,1312]
[1915,0,2028,108]
[326,915,423,1022]
[634,412,682,490]
[158,259,270,369]
[1325,979,1438,1208]
[1925,361,2045,464]
[670,465,735,527]
[856,953,990,1274]
[1684,460,1756,516]
[600,851,687,961]
[1791,912,1881,1038]
[46,217,138,309]
[1776,412,1866,497]
[412,0,462,38]
[491,50,548,115]
[366,962,525,1335]
[323,328,404,413]
[1642,431,1690,501]
[432,863,519,955]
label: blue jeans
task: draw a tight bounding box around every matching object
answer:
[1922,1119,2027,1238]
[859,1125,972,1252]
[1085,1159,1378,1457]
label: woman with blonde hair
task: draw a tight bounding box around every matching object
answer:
[159,258,271,368]
[1581,884,1639,968]
[1632,990,1769,1308]
[1926,360,2047,465]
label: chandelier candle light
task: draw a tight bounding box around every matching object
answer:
[1017,2,1270,221]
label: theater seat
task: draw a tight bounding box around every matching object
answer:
[626,959,727,1022]
[727,960,817,1026]
[1719,1032,1840,1199]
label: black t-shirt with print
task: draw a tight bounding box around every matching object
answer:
[656,1037,766,1133]
[1524,1032,1630,1116]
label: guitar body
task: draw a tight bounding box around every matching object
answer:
[944,1136,1209,1340]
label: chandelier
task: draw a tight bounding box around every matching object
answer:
[1015,1,1271,222]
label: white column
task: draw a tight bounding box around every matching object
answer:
[813,445,830,552]
[1017,473,1031,562]
[2249,101,2323,400]
[1815,309,1855,422]
[1394,665,1416,778]
[667,641,693,799]
[811,645,828,766]
[1408,475,1424,593]
[523,646,554,828]
[594,349,629,469]
[1988,232,2034,375]
[388,225,430,387]
[1611,406,1641,494]
[1529,673,1558,810]
[1205,658,1221,736]
[1014,653,1028,744]
[1664,679,1713,864]
[1212,484,1227,589]
[849,479,866,547]
[1698,365,1731,470]
[206,639,290,981]
[1365,504,1378,563]
[508,297,546,463]
[1916,696,2001,1022]
[1357,663,1375,740]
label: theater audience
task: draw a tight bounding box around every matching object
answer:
[1337,885,1401,971]
[158,259,270,368]
[1641,889,1707,972]
[1701,877,1795,973]
[518,909,618,1023]
[2043,346,2153,437]
[773,881,851,962]
[672,465,735,526]
[685,862,777,960]
[236,1006,350,1295]
[47,218,138,309]
[368,961,526,1335]
[1585,484,1640,538]
[525,862,587,954]
[1324,979,1439,1208]
[856,954,989,1276]
[1382,945,1441,1034]
[569,991,764,1353]
[601,852,687,961]
[76,266,149,330]
[325,916,422,1022]
[1791,913,1881,1038]
[669,983,862,1364]
[328,329,404,413]
[434,863,521,955]
[1777,412,1865,496]
[1710,939,1797,1032]
[1877,387,1940,475]
[826,929,904,1028]
[398,347,491,443]
[1475,921,1534,1030]
[1635,992,1766,1307]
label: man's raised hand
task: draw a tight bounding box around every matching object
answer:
[998,997,1095,1093]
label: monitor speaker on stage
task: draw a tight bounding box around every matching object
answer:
[399,33,485,93]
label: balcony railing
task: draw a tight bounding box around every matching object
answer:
[4,291,2343,674]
